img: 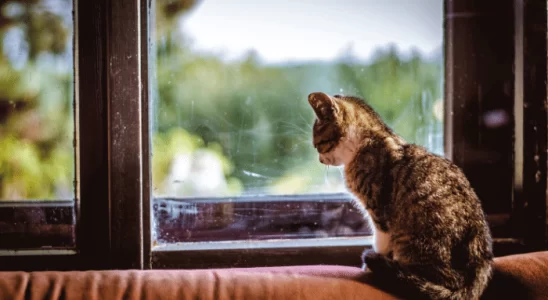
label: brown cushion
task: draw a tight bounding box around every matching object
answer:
[0,251,546,300]
[481,251,548,300]
[0,267,395,300]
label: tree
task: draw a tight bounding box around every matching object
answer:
[0,0,199,199]
[0,0,73,199]
[0,0,443,199]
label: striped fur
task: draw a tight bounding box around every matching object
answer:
[308,92,493,300]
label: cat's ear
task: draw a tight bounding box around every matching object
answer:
[308,92,339,120]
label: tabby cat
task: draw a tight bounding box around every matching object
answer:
[308,92,493,300]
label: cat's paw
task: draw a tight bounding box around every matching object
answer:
[363,251,391,273]
[361,249,376,271]
[361,262,372,273]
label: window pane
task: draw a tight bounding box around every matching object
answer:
[0,0,74,248]
[151,0,443,245]
[0,0,74,201]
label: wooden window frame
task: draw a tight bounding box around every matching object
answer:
[445,0,547,255]
[0,0,110,271]
[0,0,546,271]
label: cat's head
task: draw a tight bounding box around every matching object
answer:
[308,92,394,166]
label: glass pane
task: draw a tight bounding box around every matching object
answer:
[0,0,74,248]
[151,0,443,245]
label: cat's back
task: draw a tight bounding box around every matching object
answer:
[393,143,474,198]
[390,143,485,234]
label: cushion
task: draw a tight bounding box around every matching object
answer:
[481,251,548,299]
[0,267,393,300]
[0,251,546,300]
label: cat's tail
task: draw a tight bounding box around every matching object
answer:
[363,252,492,300]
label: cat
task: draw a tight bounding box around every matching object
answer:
[307,92,493,300]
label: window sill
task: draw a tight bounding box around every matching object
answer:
[151,238,372,269]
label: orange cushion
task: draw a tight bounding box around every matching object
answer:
[0,251,546,300]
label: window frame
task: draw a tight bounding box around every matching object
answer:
[0,0,111,271]
[513,0,548,250]
[0,0,546,271]
[443,0,547,254]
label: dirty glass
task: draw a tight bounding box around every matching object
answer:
[150,0,443,246]
[0,0,75,249]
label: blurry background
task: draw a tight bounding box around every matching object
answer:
[0,0,73,200]
[151,0,444,198]
[0,0,443,200]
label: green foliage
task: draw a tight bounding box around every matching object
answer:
[0,0,201,200]
[0,0,443,200]
[0,133,72,199]
[335,46,443,145]
[154,42,443,194]
[151,127,242,196]
[1,0,72,199]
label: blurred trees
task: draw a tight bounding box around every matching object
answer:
[0,0,73,199]
[0,0,201,199]
[0,0,442,200]
[154,42,443,195]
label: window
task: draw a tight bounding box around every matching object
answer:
[0,0,75,250]
[0,0,546,271]
[151,0,444,249]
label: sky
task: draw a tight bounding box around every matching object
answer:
[180,0,443,64]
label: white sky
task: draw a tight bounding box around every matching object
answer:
[180,0,443,63]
